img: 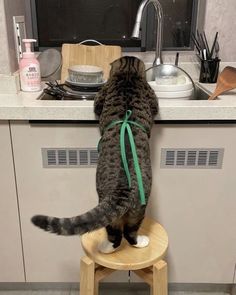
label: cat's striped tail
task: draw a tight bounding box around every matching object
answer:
[31,193,130,236]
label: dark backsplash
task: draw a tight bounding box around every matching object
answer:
[32,0,196,50]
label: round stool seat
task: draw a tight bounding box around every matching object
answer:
[81,217,168,271]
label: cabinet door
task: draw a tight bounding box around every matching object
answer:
[142,124,236,284]
[0,121,25,282]
[11,121,128,283]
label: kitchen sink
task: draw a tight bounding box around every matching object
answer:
[38,83,211,101]
[38,90,96,101]
[190,84,211,100]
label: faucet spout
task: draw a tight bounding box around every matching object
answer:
[132,0,164,66]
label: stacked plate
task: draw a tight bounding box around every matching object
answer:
[66,65,107,93]
[148,75,194,99]
[65,78,107,90]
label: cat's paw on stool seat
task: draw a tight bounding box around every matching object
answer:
[98,235,150,253]
[98,240,118,254]
[133,235,150,248]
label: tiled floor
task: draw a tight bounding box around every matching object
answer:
[0,291,231,295]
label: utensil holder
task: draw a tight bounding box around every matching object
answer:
[199,59,220,83]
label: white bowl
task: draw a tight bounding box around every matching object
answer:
[149,79,193,92]
[155,88,194,99]
[68,65,103,83]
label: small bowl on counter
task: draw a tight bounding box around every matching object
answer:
[68,65,104,83]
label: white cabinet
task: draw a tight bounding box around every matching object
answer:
[0,121,25,282]
[10,121,236,284]
[10,121,128,282]
[146,124,236,284]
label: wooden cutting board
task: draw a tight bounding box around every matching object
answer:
[61,43,122,82]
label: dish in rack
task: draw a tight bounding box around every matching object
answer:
[65,78,107,88]
[68,65,104,83]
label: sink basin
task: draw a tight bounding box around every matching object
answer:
[192,84,211,100]
[38,82,98,101]
[38,91,95,101]
[38,63,211,101]
[38,84,210,101]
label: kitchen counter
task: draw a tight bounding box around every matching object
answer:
[1,58,236,123]
[0,90,96,121]
[0,83,236,121]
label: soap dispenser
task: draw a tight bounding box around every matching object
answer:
[19,39,41,92]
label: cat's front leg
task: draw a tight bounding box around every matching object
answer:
[123,216,149,248]
[98,224,122,254]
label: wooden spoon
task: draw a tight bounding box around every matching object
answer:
[208,66,236,100]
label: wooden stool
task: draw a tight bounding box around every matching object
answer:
[80,217,168,295]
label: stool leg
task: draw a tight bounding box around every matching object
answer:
[152,260,168,295]
[80,256,97,295]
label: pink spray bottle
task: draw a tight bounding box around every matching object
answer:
[19,39,41,92]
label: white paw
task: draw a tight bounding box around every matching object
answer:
[133,235,150,248]
[98,240,117,254]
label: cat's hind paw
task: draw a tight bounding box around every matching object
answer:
[133,235,150,248]
[98,240,118,254]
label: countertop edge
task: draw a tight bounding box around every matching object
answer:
[1,76,236,121]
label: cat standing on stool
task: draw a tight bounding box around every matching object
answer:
[31,56,158,253]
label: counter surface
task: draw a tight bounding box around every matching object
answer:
[0,82,236,121]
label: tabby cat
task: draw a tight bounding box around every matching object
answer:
[31,56,158,253]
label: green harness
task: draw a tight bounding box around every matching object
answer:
[100,110,147,205]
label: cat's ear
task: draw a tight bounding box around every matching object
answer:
[109,58,120,76]
[146,85,159,117]
[94,84,107,116]
[138,60,146,78]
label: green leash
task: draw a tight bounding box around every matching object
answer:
[101,110,146,205]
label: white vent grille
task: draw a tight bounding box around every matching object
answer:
[79,150,89,165]
[68,150,78,165]
[90,150,99,165]
[42,148,98,168]
[187,151,197,166]
[161,148,224,169]
[47,150,57,166]
[58,150,67,165]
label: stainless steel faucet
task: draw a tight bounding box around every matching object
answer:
[132,0,164,66]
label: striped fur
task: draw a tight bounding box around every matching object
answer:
[31,56,158,239]
[31,192,130,236]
